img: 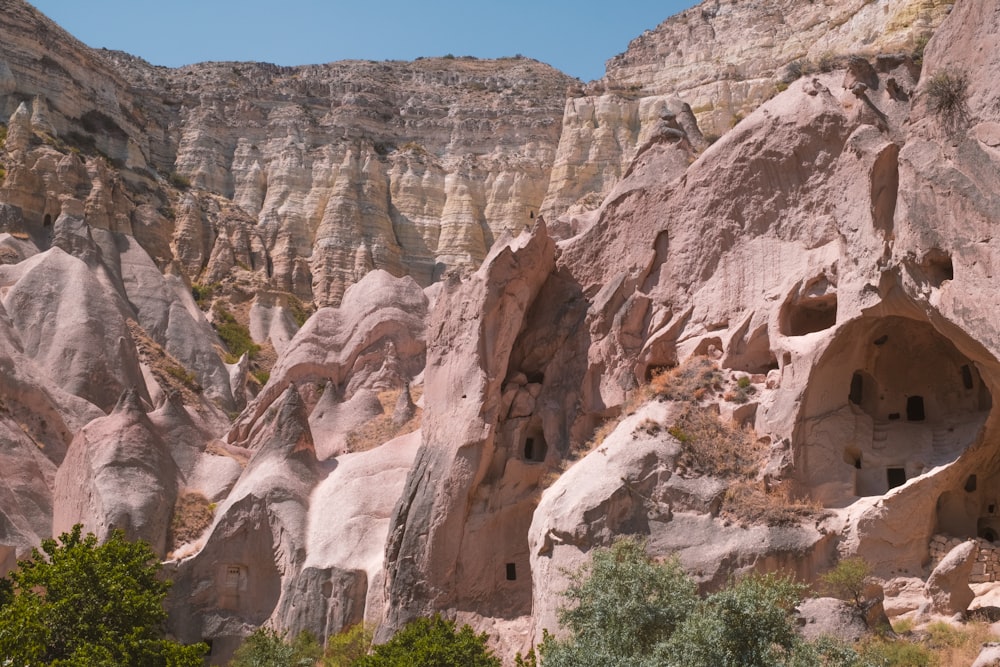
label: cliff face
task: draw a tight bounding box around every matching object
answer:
[119,56,570,304]
[540,0,952,221]
[0,0,573,306]
[6,0,1000,664]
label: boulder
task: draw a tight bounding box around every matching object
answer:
[972,643,1000,667]
[926,541,978,615]
[797,597,870,644]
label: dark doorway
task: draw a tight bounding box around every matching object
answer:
[849,372,863,405]
[965,475,978,493]
[906,396,925,421]
[524,435,546,463]
[962,365,974,390]
[506,563,516,581]
[886,467,906,489]
[43,214,52,227]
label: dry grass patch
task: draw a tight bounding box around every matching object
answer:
[921,620,998,666]
[722,480,826,527]
[343,387,422,453]
[669,406,764,478]
[168,491,215,551]
[126,319,201,401]
[566,356,724,463]
[650,357,723,402]
[205,440,250,465]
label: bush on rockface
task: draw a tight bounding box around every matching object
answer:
[213,303,260,363]
[322,623,373,666]
[820,557,873,610]
[925,70,969,129]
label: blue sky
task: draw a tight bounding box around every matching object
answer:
[29,1,699,82]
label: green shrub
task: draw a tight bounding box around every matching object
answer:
[926,70,969,127]
[322,623,372,666]
[0,525,206,665]
[539,538,698,667]
[538,537,843,667]
[229,628,322,667]
[353,615,499,667]
[820,557,872,609]
[665,573,809,667]
[191,282,218,306]
[165,362,198,389]
[213,304,260,363]
[168,171,192,190]
[856,637,933,666]
[251,369,271,386]
[287,294,312,327]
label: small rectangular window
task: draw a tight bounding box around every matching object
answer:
[962,365,974,390]
[505,563,516,581]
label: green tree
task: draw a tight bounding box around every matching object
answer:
[353,615,499,667]
[820,557,873,609]
[535,536,875,667]
[228,628,322,667]
[664,572,808,667]
[538,537,698,667]
[322,623,373,666]
[0,524,206,666]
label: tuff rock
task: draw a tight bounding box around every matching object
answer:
[4,0,1000,664]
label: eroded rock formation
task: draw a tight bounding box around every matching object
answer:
[5,0,1000,663]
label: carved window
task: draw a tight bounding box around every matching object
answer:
[225,566,241,590]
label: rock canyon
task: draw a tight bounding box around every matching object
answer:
[3,0,1000,662]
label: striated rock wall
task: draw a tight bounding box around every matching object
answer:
[8,0,1000,663]
[0,0,573,307]
[606,0,951,133]
[540,0,952,221]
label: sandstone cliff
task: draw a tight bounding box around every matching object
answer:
[540,0,952,221]
[4,0,1000,664]
[0,0,573,308]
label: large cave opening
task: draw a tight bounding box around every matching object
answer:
[797,316,991,507]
